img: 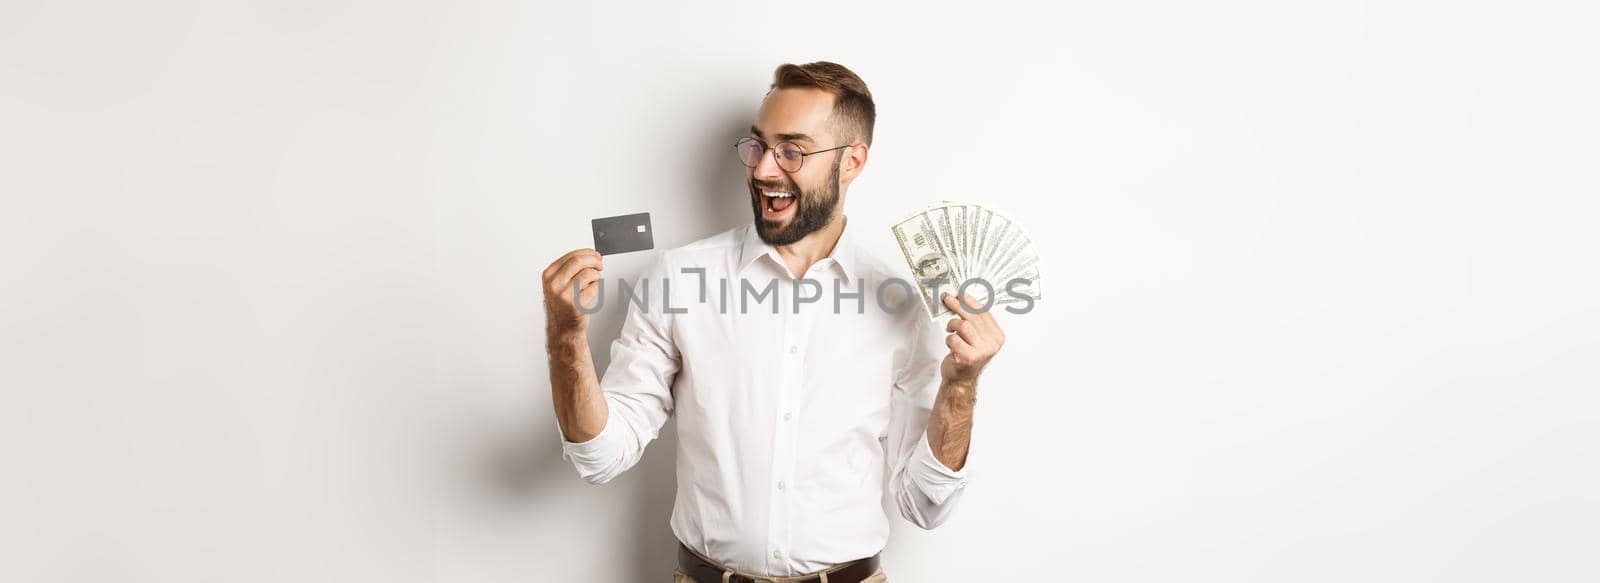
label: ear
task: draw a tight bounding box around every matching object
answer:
[839,143,870,186]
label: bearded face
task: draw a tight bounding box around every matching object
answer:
[748,151,842,246]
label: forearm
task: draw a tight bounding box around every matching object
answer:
[925,378,977,472]
[547,331,608,443]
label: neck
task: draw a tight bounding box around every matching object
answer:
[773,214,847,278]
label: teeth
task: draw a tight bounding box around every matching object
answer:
[762,190,793,198]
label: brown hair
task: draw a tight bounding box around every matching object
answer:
[769,61,876,147]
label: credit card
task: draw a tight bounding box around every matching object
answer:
[591,212,654,255]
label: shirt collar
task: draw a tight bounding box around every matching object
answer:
[739,217,861,284]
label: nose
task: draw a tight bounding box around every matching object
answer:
[753,146,784,181]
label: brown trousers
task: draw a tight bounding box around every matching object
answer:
[670,545,888,583]
[673,567,887,583]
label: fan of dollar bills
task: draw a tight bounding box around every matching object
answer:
[890,202,1044,319]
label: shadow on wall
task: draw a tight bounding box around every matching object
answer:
[477,101,754,581]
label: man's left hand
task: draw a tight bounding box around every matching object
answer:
[940,293,1005,386]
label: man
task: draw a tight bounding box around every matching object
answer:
[541,61,1005,582]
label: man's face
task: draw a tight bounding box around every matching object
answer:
[747,88,848,246]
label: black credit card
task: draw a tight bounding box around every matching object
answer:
[591,212,654,255]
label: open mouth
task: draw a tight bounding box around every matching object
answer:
[760,189,797,217]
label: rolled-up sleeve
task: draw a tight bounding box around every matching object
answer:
[558,255,680,484]
[885,312,971,529]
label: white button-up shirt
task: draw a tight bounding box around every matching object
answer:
[559,220,970,576]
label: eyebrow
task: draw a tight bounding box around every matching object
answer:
[750,125,816,145]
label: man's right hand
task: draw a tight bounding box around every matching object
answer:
[542,248,608,445]
[542,248,604,338]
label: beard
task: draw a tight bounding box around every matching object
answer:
[748,154,842,246]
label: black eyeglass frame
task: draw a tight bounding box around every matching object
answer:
[733,137,858,172]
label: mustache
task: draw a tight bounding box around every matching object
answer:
[750,178,798,195]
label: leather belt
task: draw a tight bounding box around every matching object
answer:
[677,542,880,583]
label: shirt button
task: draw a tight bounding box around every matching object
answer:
[772,549,782,559]
[783,411,792,421]
[777,480,785,491]
[788,345,798,355]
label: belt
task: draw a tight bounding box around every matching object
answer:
[677,543,881,583]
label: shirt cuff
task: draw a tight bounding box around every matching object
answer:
[558,412,620,466]
[907,431,971,506]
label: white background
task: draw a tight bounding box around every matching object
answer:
[2,1,1597,581]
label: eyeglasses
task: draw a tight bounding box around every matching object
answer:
[734,137,855,173]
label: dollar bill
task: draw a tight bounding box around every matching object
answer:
[891,202,1044,319]
[891,209,960,318]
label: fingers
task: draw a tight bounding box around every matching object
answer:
[944,292,998,330]
[543,248,601,282]
[567,267,602,297]
[552,267,603,312]
[576,277,602,308]
[941,293,970,320]
[543,249,585,279]
[547,250,604,295]
[946,316,985,346]
[945,330,974,353]
[942,292,998,320]
[942,292,1006,362]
